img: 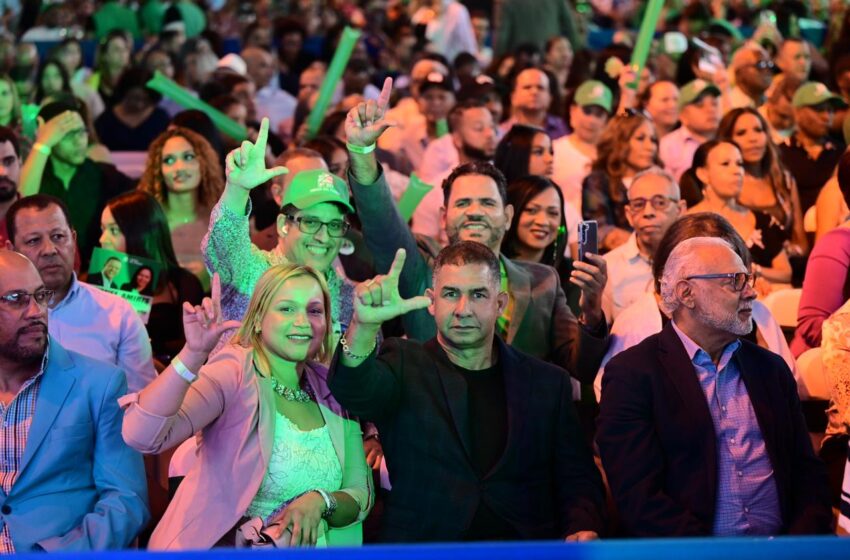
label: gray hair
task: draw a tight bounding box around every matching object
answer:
[658,236,735,317]
[628,166,681,200]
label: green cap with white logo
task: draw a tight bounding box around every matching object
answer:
[282,169,354,213]
[574,80,613,113]
[678,79,721,108]
[792,81,847,109]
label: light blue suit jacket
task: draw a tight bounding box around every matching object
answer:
[1,337,149,551]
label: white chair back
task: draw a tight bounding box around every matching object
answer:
[796,347,830,400]
[761,288,802,328]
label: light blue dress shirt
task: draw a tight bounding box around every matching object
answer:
[671,321,782,536]
[47,274,156,393]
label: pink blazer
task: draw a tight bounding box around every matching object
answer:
[120,344,372,550]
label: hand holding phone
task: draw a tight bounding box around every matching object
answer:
[578,220,598,263]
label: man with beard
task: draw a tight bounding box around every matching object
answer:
[0,250,148,552]
[5,195,155,394]
[344,79,609,385]
[596,237,832,537]
[0,127,20,247]
[413,98,498,240]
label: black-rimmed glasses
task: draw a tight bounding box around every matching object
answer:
[285,215,350,238]
[626,195,680,212]
[0,289,55,310]
[685,272,756,292]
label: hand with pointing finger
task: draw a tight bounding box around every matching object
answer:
[345,77,396,148]
[225,117,289,191]
[353,249,431,326]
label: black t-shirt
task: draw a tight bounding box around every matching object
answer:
[779,135,843,213]
[454,361,518,541]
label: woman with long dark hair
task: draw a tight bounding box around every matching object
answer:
[100,190,204,360]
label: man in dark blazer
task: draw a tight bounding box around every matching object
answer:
[597,237,832,537]
[329,242,606,542]
[341,78,609,384]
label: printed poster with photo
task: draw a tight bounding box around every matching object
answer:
[86,247,162,323]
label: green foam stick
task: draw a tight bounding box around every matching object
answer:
[435,118,449,138]
[305,26,362,140]
[628,0,665,90]
[397,173,434,222]
[21,104,39,139]
[146,71,248,141]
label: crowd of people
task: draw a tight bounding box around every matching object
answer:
[0,0,850,552]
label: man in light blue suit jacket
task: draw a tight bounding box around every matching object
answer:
[0,250,149,552]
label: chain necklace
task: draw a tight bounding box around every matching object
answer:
[268,375,315,403]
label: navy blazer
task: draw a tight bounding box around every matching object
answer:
[596,322,832,537]
[329,336,607,542]
[2,338,149,551]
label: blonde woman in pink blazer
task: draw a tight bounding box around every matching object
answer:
[121,268,373,550]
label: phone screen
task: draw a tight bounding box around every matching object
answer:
[578,220,598,263]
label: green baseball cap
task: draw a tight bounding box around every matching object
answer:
[792,81,848,109]
[679,79,721,108]
[282,169,354,213]
[574,80,613,113]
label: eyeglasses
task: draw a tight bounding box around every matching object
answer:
[286,215,350,238]
[745,60,776,71]
[626,195,680,212]
[0,289,55,310]
[685,272,756,292]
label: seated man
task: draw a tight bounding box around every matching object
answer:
[344,79,609,384]
[0,126,21,246]
[0,250,148,551]
[19,97,134,264]
[601,167,685,323]
[329,242,606,541]
[659,79,721,182]
[597,236,832,537]
[5,195,156,393]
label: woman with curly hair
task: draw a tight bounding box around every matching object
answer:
[582,110,661,252]
[139,126,225,290]
[717,106,808,254]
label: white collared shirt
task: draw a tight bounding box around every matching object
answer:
[601,233,653,324]
[48,275,156,393]
[255,84,297,134]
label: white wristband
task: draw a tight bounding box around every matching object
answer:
[171,356,198,384]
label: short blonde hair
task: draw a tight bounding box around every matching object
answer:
[232,264,334,372]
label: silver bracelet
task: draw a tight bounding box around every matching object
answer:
[313,488,337,519]
[340,333,376,360]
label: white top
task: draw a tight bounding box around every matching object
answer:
[659,125,703,182]
[246,411,343,520]
[48,275,156,394]
[255,84,297,136]
[601,233,653,324]
[552,134,592,215]
[594,292,797,402]
[424,1,478,65]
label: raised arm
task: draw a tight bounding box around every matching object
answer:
[121,274,241,453]
[20,111,84,197]
[329,249,430,420]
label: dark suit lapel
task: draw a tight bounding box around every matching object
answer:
[658,323,717,495]
[18,341,75,477]
[502,257,531,343]
[486,338,530,478]
[428,339,475,462]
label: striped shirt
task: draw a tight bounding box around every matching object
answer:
[0,352,47,554]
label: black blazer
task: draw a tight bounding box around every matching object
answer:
[596,322,832,537]
[328,336,606,542]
